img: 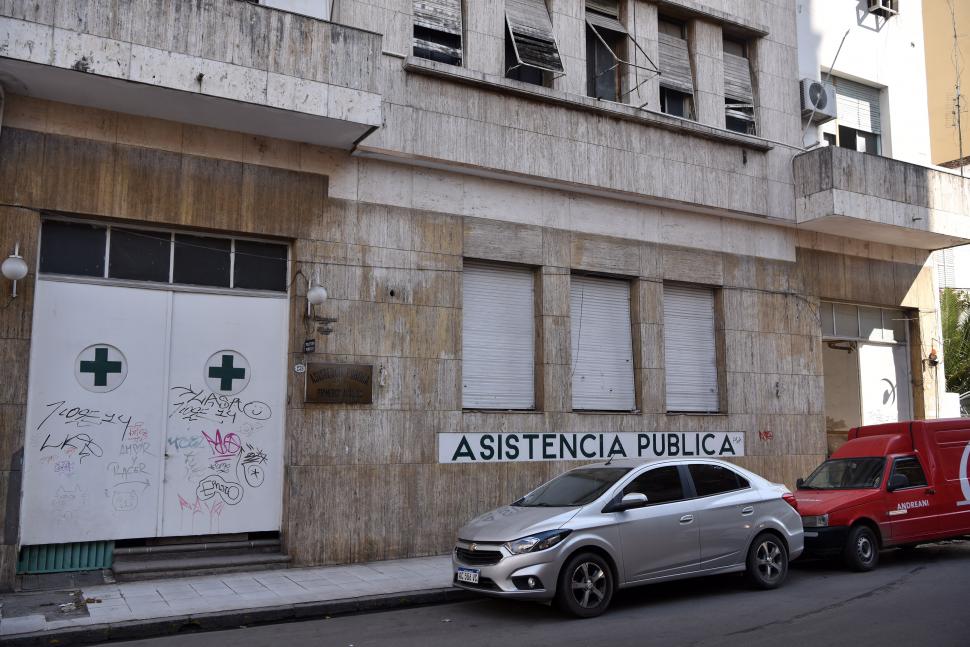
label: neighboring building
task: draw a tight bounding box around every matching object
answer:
[923,0,969,168]
[0,0,966,589]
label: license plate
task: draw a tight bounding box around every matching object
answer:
[804,531,818,538]
[456,567,480,584]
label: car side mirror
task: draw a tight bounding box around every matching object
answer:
[796,478,805,489]
[888,474,909,491]
[604,492,648,513]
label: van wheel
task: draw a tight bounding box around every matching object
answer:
[843,525,879,572]
[555,552,614,618]
[745,532,789,589]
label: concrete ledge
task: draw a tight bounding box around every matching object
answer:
[2,588,473,647]
[403,57,774,152]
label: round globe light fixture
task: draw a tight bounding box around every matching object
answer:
[2,243,28,298]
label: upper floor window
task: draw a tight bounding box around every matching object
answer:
[413,0,463,66]
[39,219,289,293]
[723,37,756,135]
[505,0,564,87]
[585,1,627,102]
[823,77,882,155]
[657,18,694,119]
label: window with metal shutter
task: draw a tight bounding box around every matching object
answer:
[834,77,881,134]
[723,52,753,104]
[658,31,693,94]
[413,0,463,65]
[462,262,535,409]
[663,284,719,412]
[506,0,565,74]
[570,275,636,410]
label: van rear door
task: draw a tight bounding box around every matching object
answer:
[929,427,970,535]
[884,455,939,542]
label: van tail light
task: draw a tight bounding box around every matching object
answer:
[782,493,799,511]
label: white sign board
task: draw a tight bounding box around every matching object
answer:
[860,343,912,426]
[438,432,745,463]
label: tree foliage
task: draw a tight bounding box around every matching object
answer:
[940,287,970,396]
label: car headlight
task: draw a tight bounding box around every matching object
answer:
[801,514,829,528]
[504,529,572,555]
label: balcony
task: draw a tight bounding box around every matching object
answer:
[794,146,970,249]
[0,0,382,149]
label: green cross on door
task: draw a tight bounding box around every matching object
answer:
[79,347,123,387]
[208,354,247,391]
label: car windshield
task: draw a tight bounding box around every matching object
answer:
[513,468,631,507]
[801,458,885,490]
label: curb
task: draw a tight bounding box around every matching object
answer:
[2,587,474,646]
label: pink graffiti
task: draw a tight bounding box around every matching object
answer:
[202,430,241,463]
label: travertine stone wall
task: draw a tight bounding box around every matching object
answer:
[0,98,938,579]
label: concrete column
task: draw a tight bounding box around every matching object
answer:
[632,277,665,413]
[465,0,505,76]
[624,0,660,111]
[548,0,586,94]
[687,19,725,128]
[537,266,572,412]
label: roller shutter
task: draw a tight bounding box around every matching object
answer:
[462,262,535,409]
[570,275,636,411]
[664,284,719,412]
[834,77,881,134]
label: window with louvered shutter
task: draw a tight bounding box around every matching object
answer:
[413,0,463,65]
[506,0,565,75]
[834,77,881,134]
[663,284,720,412]
[570,275,636,410]
[658,19,693,95]
[462,262,535,409]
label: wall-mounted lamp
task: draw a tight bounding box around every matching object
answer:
[928,347,940,367]
[2,242,28,298]
[305,270,337,335]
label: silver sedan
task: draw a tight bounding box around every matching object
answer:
[452,458,803,617]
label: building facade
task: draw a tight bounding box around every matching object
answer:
[0,0,966,588]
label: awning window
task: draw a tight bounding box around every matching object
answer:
[658,32,694,94]
[506,0,565,75]
[413,0,463,65]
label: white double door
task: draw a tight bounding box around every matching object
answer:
[21,281,287,544]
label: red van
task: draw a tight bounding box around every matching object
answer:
[795,419,970,571]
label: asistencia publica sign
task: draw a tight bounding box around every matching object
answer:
[437,432,745,464]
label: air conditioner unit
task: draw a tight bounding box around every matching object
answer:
[800,78,837,123]
[868,0,899,19]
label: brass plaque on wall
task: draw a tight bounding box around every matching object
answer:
[305,363,373,404]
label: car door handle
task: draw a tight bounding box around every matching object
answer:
[926,488,936,495]
[741,506,754,516]
[679,515,694,524]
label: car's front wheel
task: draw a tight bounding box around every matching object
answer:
[555,552,614,618]
[745,532,789,589]
[843,525,879,571]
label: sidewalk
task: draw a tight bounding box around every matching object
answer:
[0,555,464,646]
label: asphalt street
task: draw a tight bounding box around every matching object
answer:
[105,541,970,647]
